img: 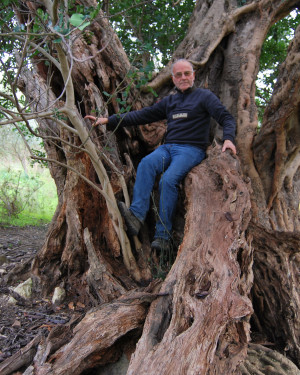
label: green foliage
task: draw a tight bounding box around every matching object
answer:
[256,11,300,123]
[1,0,299,145]
[0,0,98,79]
[108,0,196,68]
[0,1,25,73]
[31,149,48,168]
[0,0,16,30]
[69,13,90,30]
[0,167,57,225]
[52,108,68,121]
[0,168,42,218]
[0,95,15,115]
[100,60,158,117]
[0,123,45,171]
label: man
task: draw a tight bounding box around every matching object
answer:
[85,59,236,252]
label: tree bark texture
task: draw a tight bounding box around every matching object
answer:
[127,146,253,375]
[29,300,148,375]
[253,23,300,231]
[11,0,300,374]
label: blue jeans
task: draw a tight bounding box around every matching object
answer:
[130,144,206,240]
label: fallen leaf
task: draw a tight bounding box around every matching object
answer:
[76,302,85,309]
[68,302,75,310]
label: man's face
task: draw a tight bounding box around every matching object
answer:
[172,61,195,92]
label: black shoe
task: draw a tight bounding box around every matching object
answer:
[151,238,171,252]
[118,201,142,236]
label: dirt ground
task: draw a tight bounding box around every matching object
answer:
[0,225,72,366]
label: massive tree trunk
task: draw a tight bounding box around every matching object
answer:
[126,147,253,375]
[4,0,300,374]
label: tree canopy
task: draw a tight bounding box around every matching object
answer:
[1,0,298,140]
[108,0,195,68]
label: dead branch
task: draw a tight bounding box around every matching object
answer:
[0,335,41,375]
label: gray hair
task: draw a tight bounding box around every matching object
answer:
[171,59,194,75]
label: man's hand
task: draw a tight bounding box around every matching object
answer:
[222,139,237,155]
[84,115,108,127]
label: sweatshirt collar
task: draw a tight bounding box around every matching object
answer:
[175,86,196,94]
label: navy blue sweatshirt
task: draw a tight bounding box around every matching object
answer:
[107,87,236,150]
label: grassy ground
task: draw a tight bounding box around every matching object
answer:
[0,166,58,226]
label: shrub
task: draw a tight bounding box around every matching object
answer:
[0,168,42,219]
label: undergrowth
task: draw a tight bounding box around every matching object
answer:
[0,167,57,226]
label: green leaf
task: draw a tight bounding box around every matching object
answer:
[69,13,90,30]
[148,87,158,97]
[78,21,90,31]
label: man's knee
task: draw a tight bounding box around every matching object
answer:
[138,152,166,175]
[159,173,178,190]
[137,156,154,174]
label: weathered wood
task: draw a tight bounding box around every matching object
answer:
[10,0,300,373]
[250,225,300,365]
[253,23,300,230]
[127,146,253,374]
[84,227,126,303]
[240,344,300,375]
[0,334,41,375]
[29,298,148,375]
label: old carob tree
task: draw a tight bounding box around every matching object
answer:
[0,0,299,374]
